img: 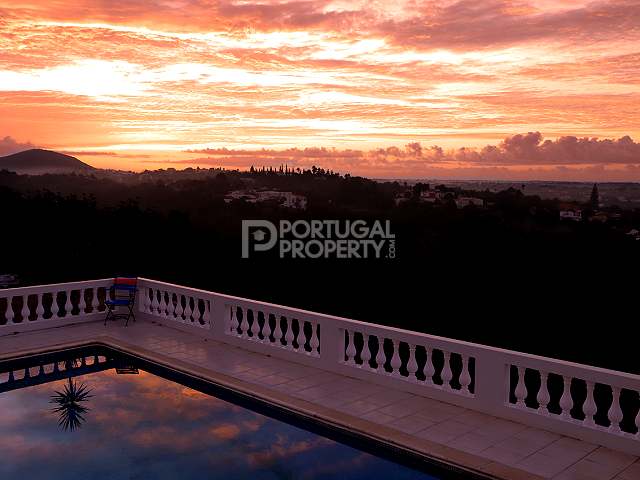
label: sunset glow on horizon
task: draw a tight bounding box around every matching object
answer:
[1,0,639,180]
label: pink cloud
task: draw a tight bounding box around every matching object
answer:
[0,136,36,156]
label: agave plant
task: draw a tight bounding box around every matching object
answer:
[50,377,93,432]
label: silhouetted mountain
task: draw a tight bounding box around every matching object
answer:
[0,149,95,174]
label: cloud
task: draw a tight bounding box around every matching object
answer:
[0,136,36,156]
[376,0,640,50]
[1,1,639,179]
[210,423,241,439]
[181,133,640,168]
[456,133,640,166]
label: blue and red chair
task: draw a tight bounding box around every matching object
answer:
[104,277,137,326]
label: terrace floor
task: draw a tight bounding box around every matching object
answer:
[1,317,638,480]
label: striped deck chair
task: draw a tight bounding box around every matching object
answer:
[104,277,137,326]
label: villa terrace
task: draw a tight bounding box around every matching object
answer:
[1,277,639,480]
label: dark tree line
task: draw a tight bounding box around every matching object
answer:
[1,169,639,373]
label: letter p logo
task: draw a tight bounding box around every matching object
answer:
[242,220,278,258]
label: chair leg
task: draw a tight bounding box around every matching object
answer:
[125,305,135,327]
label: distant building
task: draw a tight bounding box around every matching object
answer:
[394,190,412,206]
[559,209,582,221]
[278,191,308,209]
[455,197,484,208]
[589,212,608,223]
[0,274,19,288]
[224,190,258,203]
[224,190,307,209]
[419,191,440,203]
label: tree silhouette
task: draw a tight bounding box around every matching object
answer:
[50,377,93,432]
[590,183,600,210]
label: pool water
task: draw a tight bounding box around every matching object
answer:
[0,348,443,480]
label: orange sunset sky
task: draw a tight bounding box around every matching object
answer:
[0,0,639,180]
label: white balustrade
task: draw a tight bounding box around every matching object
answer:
[3,276,639,455]
[141,283,210,331]
[507,361,640,451]
[0,279,112,333]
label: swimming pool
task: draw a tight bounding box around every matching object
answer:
[0,346,476,480]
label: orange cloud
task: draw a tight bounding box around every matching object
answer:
[210,423,241,439]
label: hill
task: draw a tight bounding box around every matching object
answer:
[0,149,95,174]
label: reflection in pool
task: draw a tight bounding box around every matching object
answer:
[0,349,442,480]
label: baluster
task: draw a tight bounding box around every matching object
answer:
[157,291,164,317]
[441,350,453,388]
[21,295,30,322]
[390,340,401,377]
[274,314,284,347]
[360,334,372,369]
[424,347,435,385]
[345,329,356,364]
[559,376,573,419]
[51,292,59,318]
[229,306,239,334]
[191,298,200,324]
[583,381,596,426]
[406,344,418,381]
[608,386,623,434]
[375,336,386,372]
[175,295,184,322]
[284,317,294,349]
[202,301,210,327]
[159,292,167,318]
[240,309,249,339]
[537,370,550,415]
[78,289,87,315]
[251,311,261,340]
[259,312,270,342]
[183,296,192,322]
[35,293,45,321]
[309,321,319,356]
[514,366,527,407]
[293,319,302,351]
[150,289,159,315]
[64,290,73,316]
[459,354,472,394]
[166,293,174,319]
[91,288,99,313]
[169,293,177,320]
[4,296,14,324]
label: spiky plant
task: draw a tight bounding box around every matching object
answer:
[50,378,93,432]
